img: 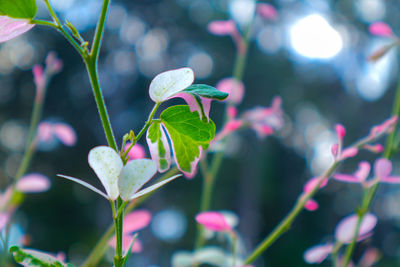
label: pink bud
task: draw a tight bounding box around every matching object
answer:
[369,22,394,37]
[227,106,238,119]
[303,243,333,264]
[125,143,146,161]
[335,124,346,139]
[33,65,45,91]
[304,177,328,193]
[196,211,233,232]
[52,123,77,146]
[363,144,384,153]
[208,20,237,36]
[216,78,245,105]
[225,120,243,132]
[340,147,358,160]
[45,52,63,73]
[305,199,319,211]
[257,3,278,21]
[370,116,398,137]
[331,144,339,157]
[16,174,51,193]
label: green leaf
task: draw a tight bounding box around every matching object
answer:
[160,105,215,176]
[0,0,37,19]
[146,121,171,172]
[10,246,73,267]
[183,84,228,101]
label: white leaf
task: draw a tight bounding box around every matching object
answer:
[149,68,194,103]
[118,159,157,201]
[57,175,109,200]
[88,146,123,200]
[130,174,181,200]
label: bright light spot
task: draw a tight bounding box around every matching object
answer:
[229,0,256,27]
[289,14,343,59]
[187,52,213,79]
[151,210,187,242]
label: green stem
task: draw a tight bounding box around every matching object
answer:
[90,0,110,61]
[113,198,124,267]
[244,162,339,264]
[84,58,118,150]
[341,75,400,267]
[81,168,178,267]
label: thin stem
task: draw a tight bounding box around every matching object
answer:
[123,103,160,162]
[41,1,85,56]
[90,0,110,61]
[84,59,118,150]
[341,75,400,267]
[81,168,178,267]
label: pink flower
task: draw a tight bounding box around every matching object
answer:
[335,213,377,244]
[208,20,237,35]
[109,210,152,254]
[256,3,278,21]
[305,199,319,211]
[195,211,233,232]
[368,116,398,139]
[331,124,358,161]
[242,96,284,138]
[207,20,245,53]
[124,143,146,161]
[16,174,51,193]
[358,248,379,267]
[216,78,245,105]
[369,22,394,37]
[0,16,35,43]
[333,161,371,187]
[334,158,400,187]
[362,144,384,153]
[303,243,333,264]
[45,52,63,74]
[38,122,77,146]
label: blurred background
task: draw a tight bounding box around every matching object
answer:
[1,0,400,266]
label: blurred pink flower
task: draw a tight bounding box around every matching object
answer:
[256,3,278,21]
[38,122,77,146]
[16,173,51,193]
[207,20,245,53]
[358,248,380,267]
[334,158,400,187]
[196,211,233,232]
[303,243,333,264]
[368,116,398,139]
[335,213,377,244]
[304,199,319,211]
[331,124,358,161]
[0,212,9,231]
[242,96,283,138]
[0,16,34,43]
[369,22,394,37]
[216,78,245,105]
[45,52,63,74]
[362,143,384,153]
[109,210,152,254]
[124,143,146,161]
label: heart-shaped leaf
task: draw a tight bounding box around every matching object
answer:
[0,0,37,19]
[118,159,157,201]
[149,68,194,103]
[160,105,215,177]
[146,121,171,172]
[10,246,73,267]
[88,146,123,200]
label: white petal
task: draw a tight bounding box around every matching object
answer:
[57,175,109,200]
[118,159,157,201]
[149,68,194,103]
[88,146,123,200]
[130,174,181,200]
